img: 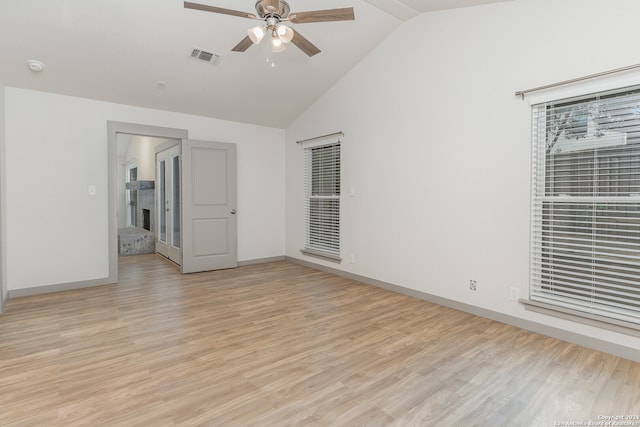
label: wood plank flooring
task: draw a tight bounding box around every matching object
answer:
[1,255,639,426]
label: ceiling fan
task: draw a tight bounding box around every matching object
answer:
[184,1,355,57]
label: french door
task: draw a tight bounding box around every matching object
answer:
[156,144,182,265]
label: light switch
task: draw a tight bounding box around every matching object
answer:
[88,185,97,196]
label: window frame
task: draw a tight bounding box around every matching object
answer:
[528,83,640,329]
[300,135,342,263]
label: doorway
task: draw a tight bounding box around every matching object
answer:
[108,122,188,283]
[108,122,238,283]
[117,134,181,259]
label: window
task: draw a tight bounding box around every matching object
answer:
[302,139,341,261]
[125,162,138,227]
[531,85,640,325]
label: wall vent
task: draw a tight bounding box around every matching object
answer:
[188,47,222,65]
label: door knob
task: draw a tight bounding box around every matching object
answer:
[230,209,237,215]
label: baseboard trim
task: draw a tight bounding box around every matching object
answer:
[238,256,285,267]
[8,277,116,299]
[8,256,286,299]
[285,256,640,363]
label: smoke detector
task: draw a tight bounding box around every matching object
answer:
[188,47,222,65]
[27,60,45,72]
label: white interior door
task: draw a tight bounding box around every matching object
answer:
[156,144,182,265]
[181,139,237,274]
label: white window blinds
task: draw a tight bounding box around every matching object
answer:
[531,85,640,325]
[303,140,341,259]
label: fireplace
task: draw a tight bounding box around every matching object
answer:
[142,209,151,231]
[119,180,155,256]
[126,180,155,232]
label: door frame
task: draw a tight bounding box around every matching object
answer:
[107,121,188,284]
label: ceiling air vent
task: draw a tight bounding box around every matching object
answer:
[188,47,222,65]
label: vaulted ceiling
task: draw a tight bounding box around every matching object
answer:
[0,0,512,128]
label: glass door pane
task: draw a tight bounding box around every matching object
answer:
[158,160,167,243]
[172,155,181,249]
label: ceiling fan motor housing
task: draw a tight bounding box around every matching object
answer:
[266,16,280,29]
[255,0,290,18]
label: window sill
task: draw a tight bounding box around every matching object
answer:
[521,298,640,338]
[300,248,342,263]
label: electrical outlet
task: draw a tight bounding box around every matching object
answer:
[469,280,477,291]
[349,254,355,264]
[510,287,520,301]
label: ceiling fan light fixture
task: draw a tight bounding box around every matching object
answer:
[248,25,266,44]
[276,24,294,43]
[184,1,354,56]
[271,35,286,53]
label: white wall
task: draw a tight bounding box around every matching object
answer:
[285,0,640,352]
[123,135,170,181]
[0,82,6,309]
[5,87,285,291]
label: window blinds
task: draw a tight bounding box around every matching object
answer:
[531,85,640,325]
[304,142,341,258]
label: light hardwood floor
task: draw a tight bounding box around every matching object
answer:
[1,255,639,426]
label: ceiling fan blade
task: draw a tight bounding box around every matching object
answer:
[262,0,281,14]
[184,2,257,19]
[231,36,254,52]
[291,30,321,57]
[288,7,355,24]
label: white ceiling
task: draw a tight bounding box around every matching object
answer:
[0,0,512,128]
